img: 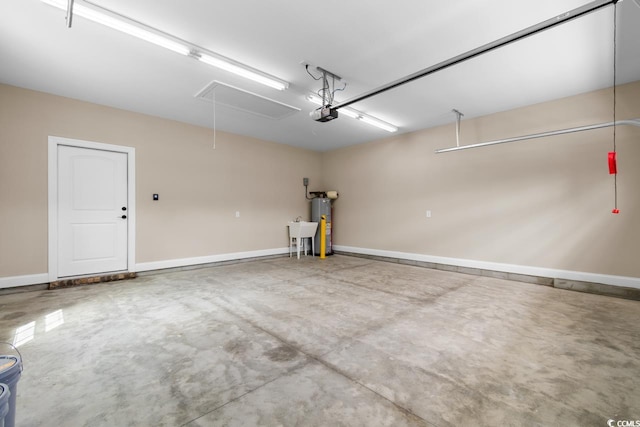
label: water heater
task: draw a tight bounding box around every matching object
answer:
[311,198,332,256]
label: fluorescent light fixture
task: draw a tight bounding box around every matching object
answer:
[306,94,398,132]
[197,53,289,91]
[358,116,398,133]
[41,0,190,55]
[338,107,361,119]
[41,0,290,90]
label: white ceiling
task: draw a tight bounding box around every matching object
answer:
[1,0,639,151]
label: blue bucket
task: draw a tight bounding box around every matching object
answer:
[0,344,22,427]
[0,383,10,427]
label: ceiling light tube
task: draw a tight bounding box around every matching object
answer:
[196,53,289,91]
[306,94,326,106]
[358,116,398,133]
[42,0,289,90]
[338,108,361,119]
[41,0,190,55]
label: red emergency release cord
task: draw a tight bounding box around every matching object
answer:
[609,152,619,214]
[611,2,619,215]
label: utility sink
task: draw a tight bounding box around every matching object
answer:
[287,221,318,259]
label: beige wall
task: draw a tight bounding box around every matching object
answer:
[322,81,640,277]
[2,81,639,281]
[0,84,322,277]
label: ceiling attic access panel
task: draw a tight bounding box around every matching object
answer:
[195,81,300,120]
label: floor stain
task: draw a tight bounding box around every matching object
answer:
[2,311,26,320]
[224,338,250,356]
[264,345,298,362]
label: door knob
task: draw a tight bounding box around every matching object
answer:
[121,215,127,219]
[122,207,127,211]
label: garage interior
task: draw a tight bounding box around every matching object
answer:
[1,0,640,426]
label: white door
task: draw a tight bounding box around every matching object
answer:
[57,145,128,277]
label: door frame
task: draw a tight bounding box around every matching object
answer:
[48,136,136,281]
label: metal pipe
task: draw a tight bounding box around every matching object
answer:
[434,119,640,153]
[66,0,74,28]
[452,109,464,147]
[333,0,618,111]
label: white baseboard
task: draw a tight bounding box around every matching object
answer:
[7,247,636,291]
[0,248,289,289]
[0,273,49,289]
[136,247,289,272]
[333,245,640,290]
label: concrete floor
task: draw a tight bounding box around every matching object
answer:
[0,255,639,426]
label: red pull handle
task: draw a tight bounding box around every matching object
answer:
[608,152,617,174]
